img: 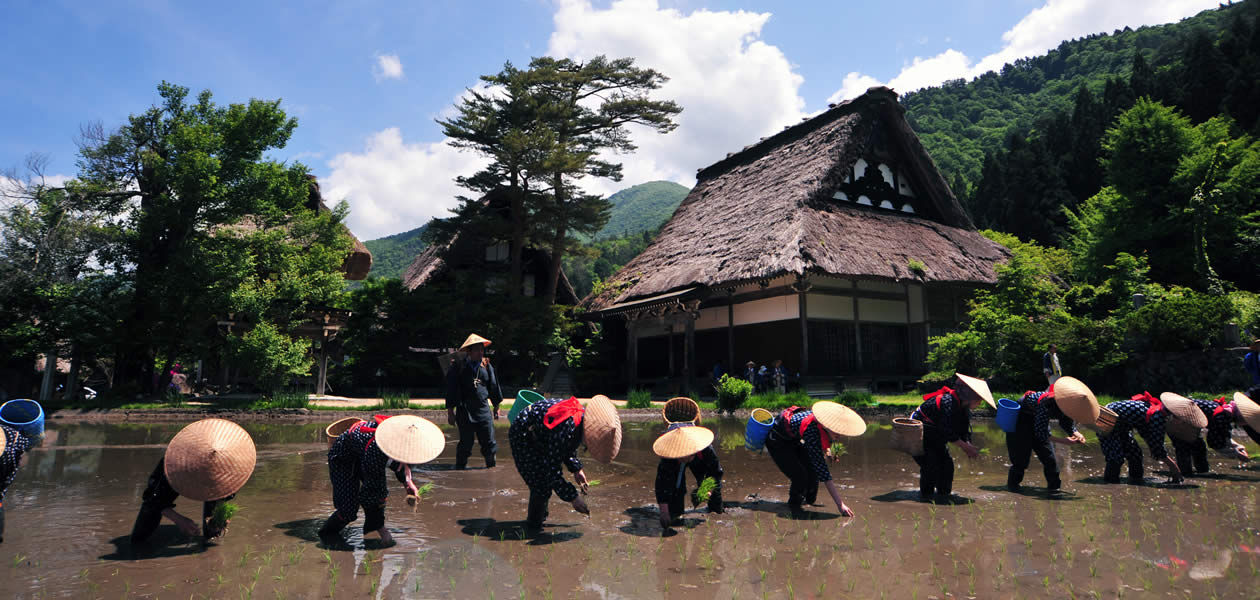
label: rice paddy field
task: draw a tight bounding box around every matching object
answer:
[5,418,1260,599]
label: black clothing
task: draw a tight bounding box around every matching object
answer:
[320,422,409,536]
[1005,391,1074,490]
[446,359,503,468]
[654,446,723,518]
[130,459,233,543]
[765,408,833,508]
[911,391,971,498]
[509,397,584,528]
[1171,397,1238,476]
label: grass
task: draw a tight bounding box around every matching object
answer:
[378,392,411,410]
[268,392,309,409]
[626,388,652,409]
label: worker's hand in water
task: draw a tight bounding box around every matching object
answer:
[957,441,980,459]
[1233,442,1250,461]
[571,496,589,515]
[406,481,419,496]
[174,514,200,537]
[838,501,855,518]
[1068,432,1086,444]
[574,469,589,494]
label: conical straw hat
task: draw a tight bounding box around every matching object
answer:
[1051,377,1101,425]
[0,427,6,456]
[583,395,622,463]
[1160,393,1208,441]
[375,415,446,464]
[164,419,257,502]
[653,425,714,459]
[811,401,866,436]
[1234,392,1260,431]
[460,333,491,350]
[663,397,700,424]
[955,373,996,410]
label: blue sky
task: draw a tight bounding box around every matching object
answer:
[0,0,1220,239]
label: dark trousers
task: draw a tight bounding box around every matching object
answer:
[1172,437,1210,476]
[0,503,5,543]
[764,430,818,507]
[130,500,216,543]
[526,490,551,529]
[913,430,955,497]
[661,467,724,517]
[1006,418,1061,490]
[1101,431,1144,483]
[455,407,496,469]
[319,456,386,536]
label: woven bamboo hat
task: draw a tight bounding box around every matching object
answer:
[663,397,701,424]
[955,373,996,410]
[460,333,491,351]
[375,415,445,464]
[1160,393,1209,441]
[811,401,866,436]
[163,419,257,502]
[1234,392,1260,430]
[0,427,6,456]
[1051,377,1101,424]
[653,424,714,459]
[583,395,622,463]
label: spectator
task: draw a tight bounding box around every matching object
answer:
[1245,340,1260,386]
[1042,344,1062,387]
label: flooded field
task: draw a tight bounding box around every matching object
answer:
[5,418,1260,599]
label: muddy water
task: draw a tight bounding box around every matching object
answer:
[5,419,1260,599]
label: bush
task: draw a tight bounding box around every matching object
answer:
[379,391,410,410]
[626,388,652,409]
[838,390,876,407]
[715,374,753,414]
[1123,288,1237,351]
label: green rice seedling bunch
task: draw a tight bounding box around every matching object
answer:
[209,502,239,534]
[695,477,718,505]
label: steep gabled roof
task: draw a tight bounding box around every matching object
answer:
[584,87,1008,311]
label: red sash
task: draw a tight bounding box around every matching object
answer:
[350,415,392,452]
[544,397,585,430]
[1213,396,1232,418]
[780,406,831,453]
[1132,392,1161,422]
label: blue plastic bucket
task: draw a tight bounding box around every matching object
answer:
[509,390,544,424]
[744,408,775,451]
[996,397,1021,433]
[0,399,44,438]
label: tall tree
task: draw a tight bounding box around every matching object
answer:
[526,56,681,304]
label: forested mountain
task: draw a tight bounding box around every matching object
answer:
[363,223,429,280]
[903,0,1260,291]
[592,180,689,240]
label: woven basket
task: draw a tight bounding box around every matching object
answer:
[1094,407,1118,435]
[325,417,364,447]
[891,417,924,457]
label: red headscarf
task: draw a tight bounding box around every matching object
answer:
[544,397,585,430]
[1131,391,1162,422]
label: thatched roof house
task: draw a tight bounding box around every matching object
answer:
[308,177,373,281]
[401,188,579,304]
[583,87,1007,393]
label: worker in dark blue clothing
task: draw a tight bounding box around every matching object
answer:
[445,333,503,470]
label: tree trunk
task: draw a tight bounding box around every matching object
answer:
[63,347,80,404]
[546,229,566,306]
[39,347,56,404]
[509,177,525,297]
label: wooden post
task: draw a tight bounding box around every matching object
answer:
[315,333,329,396]
[684,315,696,395]
[726,294,735,376]
[626,319,639,386]
[852,280,863,371]
[799,291,809,376]
[667,323,675,378]
[39,348,56,404]
[904,282,914,373]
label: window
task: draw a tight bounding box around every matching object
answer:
[485,242,509,263]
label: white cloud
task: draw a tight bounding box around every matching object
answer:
[828,0,1220,102]
[374,53,404,81]
[547,0,806,195]
[324,128,487,240]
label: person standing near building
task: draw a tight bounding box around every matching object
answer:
[1042,344,1062,387]
[446,333,503,470]
[772,360,788,394]
[1244,340,1260,386]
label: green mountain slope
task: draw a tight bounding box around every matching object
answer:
[593,180,689,240]
[363,223,429,280]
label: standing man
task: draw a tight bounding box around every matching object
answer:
[1042,344,1062,387]
[1244,340,1260,386]
[446,333,503,470]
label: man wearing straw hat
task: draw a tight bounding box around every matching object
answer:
[508,395,621,531]
[0,424,38,544]
[1164,392,1252,477]
[1096,392,1184,484]
[910,374,993,502]
[653,422,722,528]
[1004,377,1093,493]
[318,415,444,545]
[764,400,865,517]
[655,398,723,527]
[130,419,257,543]
[445,333,504,470]
[1042,344,1063,387]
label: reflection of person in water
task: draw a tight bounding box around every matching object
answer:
[764,401,865,517]
[1171,392,1260,476]
[318,415,443,546]
[653,423,723,528]
[1097,393,1182,484]
[509,395,621,531]
[910,374,993,502]
[130,419,256,543]
[1004,377,1093,492]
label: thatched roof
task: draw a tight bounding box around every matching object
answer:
[584,87,1008,312]
[308,177,372,280]
[400,191,579,305]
